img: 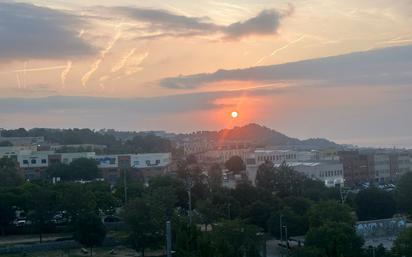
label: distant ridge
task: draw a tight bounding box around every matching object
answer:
[180,123,340,150]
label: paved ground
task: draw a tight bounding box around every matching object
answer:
[0,233,71,246]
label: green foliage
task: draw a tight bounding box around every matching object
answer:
[25,183,57,242]
[0,157,23,187]
[74,212,106,254]
[225,156,246,174]
[305,222,364,257]
[174,222,214,257]
[0,128,175,154]
[268,207,309,238]
[46,158,100,181]
[355,187,397,221]
[395,172,412,217]
[211,219,262,257]
[308,201,355,228]
[392,227,412,257]
[208,163,223,191]
[0,189,21,235]
[124,198,163,257]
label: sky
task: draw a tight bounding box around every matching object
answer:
[0,0,412,148]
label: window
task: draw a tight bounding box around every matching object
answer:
[156,160,160,165]
[23,160,29,165]
[31,159,36,164]
[41,159,47,164]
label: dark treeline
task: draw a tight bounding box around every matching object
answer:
[0,128,176,155]
[1,156,412,257]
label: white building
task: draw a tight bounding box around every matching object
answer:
[130,153,172,169]
[0,146,37,158]
[17,151,52,168]
[285,162,344,187]
[60,152,96,164]
[245,159,344,188]
[93,155,118,168]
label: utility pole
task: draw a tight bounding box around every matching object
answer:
[187,176,193,225]
[283,226,288,250]
[279,215,283,257]
[166,221,172,257]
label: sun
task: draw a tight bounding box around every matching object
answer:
[231,111,238,119]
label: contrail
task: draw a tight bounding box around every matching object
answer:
[10,65,68,73]
[61,61,72,86]
[81,28,122,87]
[255,35,305,65]
[124,52,149,75]
[111,48,136,73]
[23,61,27,88]
[16,73,21,89]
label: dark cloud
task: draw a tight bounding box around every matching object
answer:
[113,6,290,39]
[0,2,95,61]
[114,7,218,32]
[224,9,283,39]
[160,44,412,89]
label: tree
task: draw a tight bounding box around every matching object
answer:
[268,207,308,238]
[304,222,364,257]
[69,158,100,181]
[395,172,412,217]
[308,201,355,228]
[212,219,262,257]
[225,156,245,174]
[0,157,23,187]
[74,212,106,256]
[208,164,223,191]
[355,187,397,221]
[25,184,57,242]
[55,183,97,221]
[256,162,310,198]
[124,198,162,257]
[46,158,100,181]
[0,189,20,235]
[174,220,214,257]
[231,182,259,208]
[392,227,412,257]
[242,201,273,231]
[255,161,275,191]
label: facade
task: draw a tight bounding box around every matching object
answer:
[371,154,391,183]
[338,151,371,186]
[290,162,344,187]
[7,147,172,184]
[389,153,411,179]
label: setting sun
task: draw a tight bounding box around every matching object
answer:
[231,111,238,119]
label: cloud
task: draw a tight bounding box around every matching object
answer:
[81,28,121,87]
[112,5,291,39]
[0,87,283,115]
[0,2,95,61]
[224,8,290,39]
[160,44,412,89]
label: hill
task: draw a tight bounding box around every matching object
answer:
[179,123,340,150]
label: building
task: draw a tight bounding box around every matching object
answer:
[288,161,344,187]
[244,148,344,187]
[371,154,391,183]
[10,148,172,184]
[389,153,411,179]
[338,151,371,186]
